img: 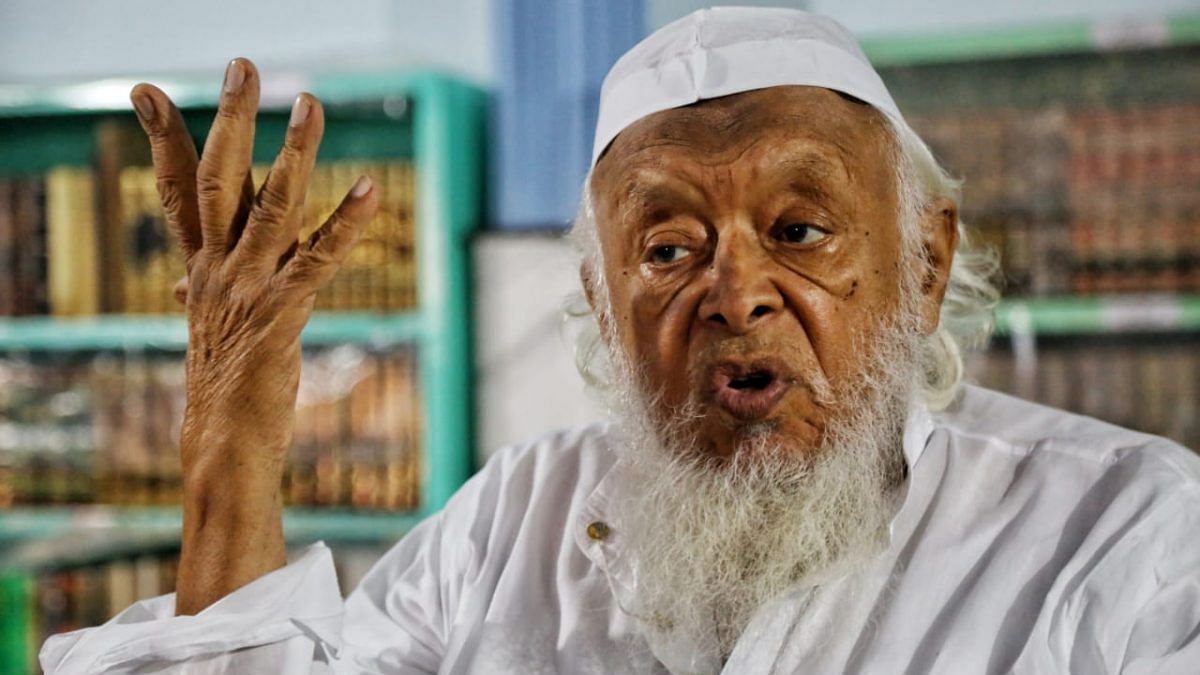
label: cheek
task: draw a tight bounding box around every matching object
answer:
[605,263,687,350]
[857,240,907,317]
[783,224,906,316]
[628,281,698,356]
[775,266,896,382]
[623,276,709,399]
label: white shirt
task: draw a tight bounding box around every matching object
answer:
[41,385,1200,674]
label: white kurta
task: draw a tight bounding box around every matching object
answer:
[41,385,1200,674]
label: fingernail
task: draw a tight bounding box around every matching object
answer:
[350,175,373,198]
[132,93,156,122]
[223,59,245,94]
[289,95,310,128]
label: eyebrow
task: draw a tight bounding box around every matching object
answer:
[616,173,706,224]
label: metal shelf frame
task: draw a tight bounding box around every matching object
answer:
[0,312,423,351]
[992,295,1200,337]
[860,12,1200,67]
[0,507,425,572]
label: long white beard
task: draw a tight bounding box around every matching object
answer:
[602,312,922,656]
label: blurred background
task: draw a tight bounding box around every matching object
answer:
[1,0,1198,671]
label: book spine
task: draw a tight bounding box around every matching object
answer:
[0,180,14,315]
[12,177,48,314]
[46,167,101,316]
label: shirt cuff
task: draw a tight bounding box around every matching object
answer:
[40,542,344,674]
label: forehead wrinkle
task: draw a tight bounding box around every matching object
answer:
[613,131,775,176]
[620,165,711,207]
[761,146,849,191]
[595,101,893,236]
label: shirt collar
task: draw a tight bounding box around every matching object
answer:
[891,395,935,538]
[902,395,935,471]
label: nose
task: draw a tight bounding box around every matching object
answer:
[699,235,783,334]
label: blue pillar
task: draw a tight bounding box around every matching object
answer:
[493,0,645,230]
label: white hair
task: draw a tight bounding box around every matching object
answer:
[567,109,1001,412]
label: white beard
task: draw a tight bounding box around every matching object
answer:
[601,311,923,657]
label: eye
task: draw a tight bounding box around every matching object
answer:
[648,244,691,264]
[776,222,828,246]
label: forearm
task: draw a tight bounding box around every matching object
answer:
[176,431,288,615]
[126,57,378,619]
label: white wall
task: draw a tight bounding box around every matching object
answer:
[473,234,604,459]
[0,0,494,84]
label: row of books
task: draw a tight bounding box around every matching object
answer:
[1,120,418,316]
[882,42,1200,299]
[967,339,1199,450]
[18,544,386,674]
[0,347,422,510]
[1065,106,1198,296]
[908,102,1200,297]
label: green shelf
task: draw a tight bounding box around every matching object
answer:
[1,297,1196,349]
[993,295,1200,337]
[0,312,424,352]
[861,13,1200,67]
[0,70,483,514]
[0,70,434,119]
[0,506,423,572]
[0,69,484,673]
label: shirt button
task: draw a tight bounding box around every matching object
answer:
[586,521,611,541]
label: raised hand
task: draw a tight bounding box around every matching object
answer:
[129,58,379,614]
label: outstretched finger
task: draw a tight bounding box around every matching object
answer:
[130,84,203,263]
[196,57,260,256]
[235,93,326,274]
[276,176,377,299]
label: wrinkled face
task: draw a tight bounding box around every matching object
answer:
[589,86,948,460]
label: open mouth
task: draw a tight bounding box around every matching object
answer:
[709,360,790,421]
[728,370,775,391]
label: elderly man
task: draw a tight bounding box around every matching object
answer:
[42,7,1199,674]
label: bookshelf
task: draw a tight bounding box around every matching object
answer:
[861,18,1200,454]
[0,70,483,671]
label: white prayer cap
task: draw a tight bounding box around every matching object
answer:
[592,6,905,167]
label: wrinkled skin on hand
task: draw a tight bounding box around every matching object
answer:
[129,58,379,614]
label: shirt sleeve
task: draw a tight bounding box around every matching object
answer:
[331,515,451,674]
[38,542,344,675]
[327,441,520,674]
[39,439,523,674]
[1050,471,1200,675]
[38,506,470,674]
[1115,483,1200,675]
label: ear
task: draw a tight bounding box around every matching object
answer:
[580,262,614,344]
[916,196,959,334]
